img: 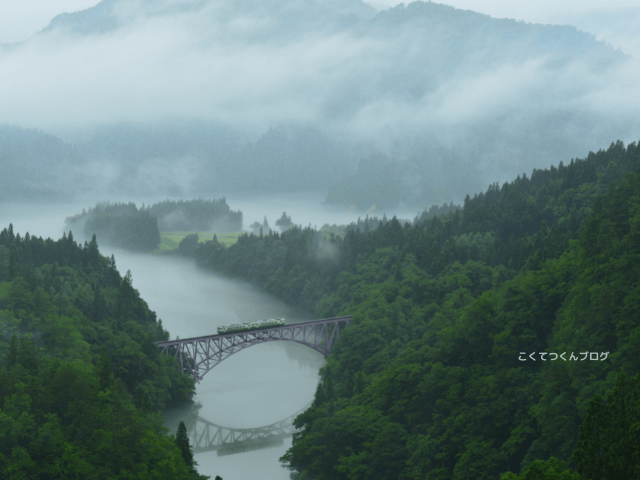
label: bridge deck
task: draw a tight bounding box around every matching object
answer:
[156,315,352,347]
[156,315,351,382]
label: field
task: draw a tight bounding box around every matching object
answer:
[156,232,243,252]
[155,228,350,254]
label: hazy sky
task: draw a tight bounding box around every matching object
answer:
[1,0,638,43]
[1,0,639,203]
[1,0,639,156]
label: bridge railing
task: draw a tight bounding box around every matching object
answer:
[156,315,352,347]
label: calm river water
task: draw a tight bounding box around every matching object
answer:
[113,250,324,480]
[2,196,419,479]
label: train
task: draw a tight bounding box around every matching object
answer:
[217,318,285,335]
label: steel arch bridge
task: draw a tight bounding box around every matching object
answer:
[186,403,311,456]
[156,316,351,383]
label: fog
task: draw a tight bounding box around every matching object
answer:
[0,192,419,249]
[2,0,640,210]
[108,248,325,479]
[3,203,330,479]
[4,0,639,140]
[3,2,640,476]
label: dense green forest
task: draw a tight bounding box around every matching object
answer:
[147,198,242,232]
[193,140,640,478]
[0,228,210,478]
[413,201,461,224]
[317,205,457,240]
[65,198,242,252]
[65,203,161,252]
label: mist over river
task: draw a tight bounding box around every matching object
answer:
[1,197,388,479]
[114,250,324,480]
[0,192,421,242]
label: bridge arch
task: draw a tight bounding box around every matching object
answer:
[157,316,351,384]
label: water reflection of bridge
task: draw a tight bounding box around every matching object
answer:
[185,403,311,456]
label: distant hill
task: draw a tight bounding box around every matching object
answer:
[65,202,161,252]
[75,122,355,195]
[39,0,377,37]
[1,1,637,207]
[193,138,640,479]
[0,124,86,202]
[147,198,242,232]
[65,198,243,251]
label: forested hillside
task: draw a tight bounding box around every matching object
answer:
[65,198,242,253]
[193,140,640,478]
[0,228,208,478]
[65,203,161,252]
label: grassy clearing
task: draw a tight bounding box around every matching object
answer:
[156,232,242,253]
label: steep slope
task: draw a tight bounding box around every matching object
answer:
[193,139,640,477]
[0,226,205,477]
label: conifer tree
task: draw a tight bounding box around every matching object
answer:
[17,337,38,375]
[8,245,18,280]
[314,381,326,405]
[88,233,100,265]
[97,346,114,391]
[324,376,334,401]
[573,371,640,479]
[175,421,194,469]
[353,371,365,396]
[6,333,18,368]
[91,285,106,323]
[276,212,293,231]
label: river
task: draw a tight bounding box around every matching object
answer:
[112,250,323,480]
[1,196,418,479]
[1,199,334,479]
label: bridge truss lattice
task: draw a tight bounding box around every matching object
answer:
[156,316,351,383]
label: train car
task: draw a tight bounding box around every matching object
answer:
[217,318,285,335]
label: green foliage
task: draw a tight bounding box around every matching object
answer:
[178,233,200,257]
[97,346,113,392]
[500,457,584,479]
[66,202,161,252]
[146,198,242,232]
[157,232,241,253]
[414,201,462,223]
[194,140,640,478]
[176,421,194,469]
[573,371,640,479]
[0,225,208,478]
[0,356,202,479]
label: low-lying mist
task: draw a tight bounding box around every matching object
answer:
[2,0,640,211]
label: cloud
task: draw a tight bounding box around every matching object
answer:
[0,0,383,136]
[2,0,640,200]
